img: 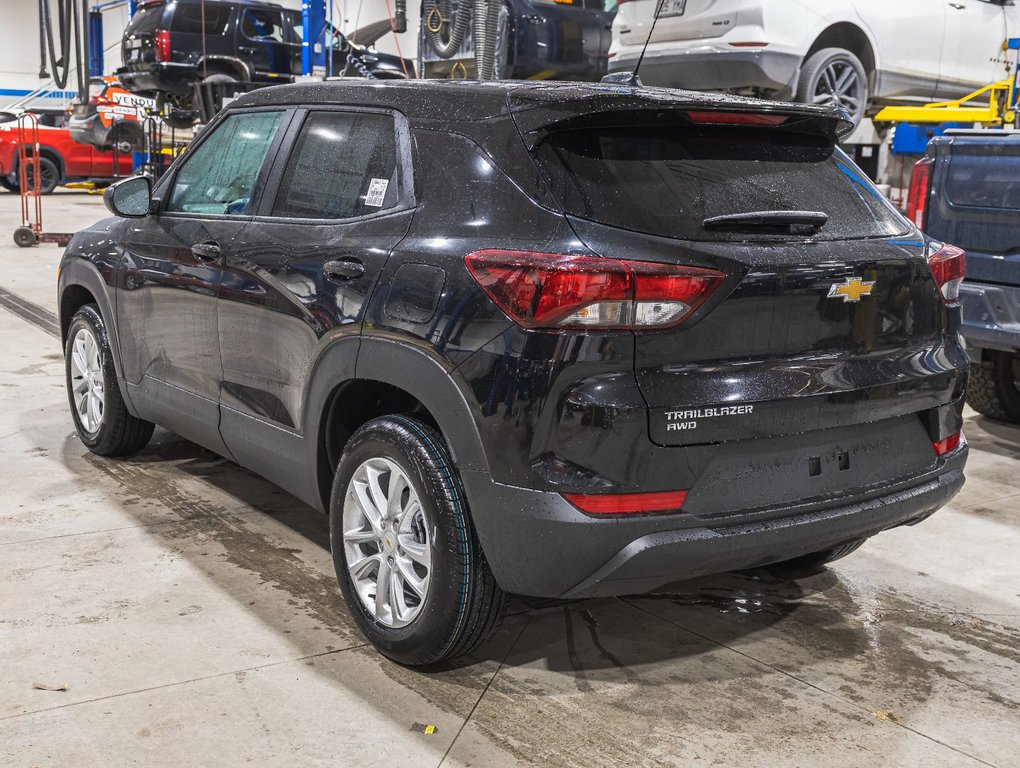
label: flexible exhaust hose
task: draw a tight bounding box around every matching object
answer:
[40,0,74,89]
[393,0,407,34]
[424,0,471,60]
[38,0,50,77]
[473,0,500,80]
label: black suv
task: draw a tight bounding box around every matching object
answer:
[116,0,412,110]
[59,80,968,665]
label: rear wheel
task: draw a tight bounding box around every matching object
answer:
[22,156,60,194]
[966,352,1020,423]
[767,539,866,573]
[64,304,154,456]
[330,415,507,666]
[796,47,869,127]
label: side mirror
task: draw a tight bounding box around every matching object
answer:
[104,175,152,218]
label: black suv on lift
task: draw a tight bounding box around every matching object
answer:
[59,80,968,665]
[116,0,412,111]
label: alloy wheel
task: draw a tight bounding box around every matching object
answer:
[342,457,431,628]
[812,60,863,118]
[70,327,104,434]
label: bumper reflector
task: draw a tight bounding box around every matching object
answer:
[562,490,688,515]
[933,432,961,456]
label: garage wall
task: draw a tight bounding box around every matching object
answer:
[0,0,420,108]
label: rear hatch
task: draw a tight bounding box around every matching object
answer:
[926,134,1020,285]
[509,88,964,499]
[617,0,742,47]
[121,1,165,69]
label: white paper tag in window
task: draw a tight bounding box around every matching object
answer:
[365,178,389,208]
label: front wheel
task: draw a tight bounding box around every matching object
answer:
[65,304,155,456]
[22,156,60,194]
[330,416,507,666]
[796,47,869,127]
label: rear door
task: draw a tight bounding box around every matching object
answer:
[938,0,1011,97]
[853,0,944,101]
[524,109,962,480]
[216,107,414,491]
[238,6,293,78]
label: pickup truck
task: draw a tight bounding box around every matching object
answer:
[909,131,1020,423]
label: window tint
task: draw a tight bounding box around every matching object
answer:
[533,125,909,242]
[946,153,1020,210]
[124,3,164,35]
[272,111,399,219]
[242,9,285,42]
[167,111,283,215]
[170,4,231,35]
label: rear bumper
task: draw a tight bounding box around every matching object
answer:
[607,46,800,96]
[960,281,1020,354]
[462,448,966,598]
[116,63,195,96]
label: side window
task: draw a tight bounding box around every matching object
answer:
[242,9,285,42]
[170,4,232,35]
[271,111,399,220]
[167,111,284,215]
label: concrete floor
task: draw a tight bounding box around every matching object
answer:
[1,192,1018,768]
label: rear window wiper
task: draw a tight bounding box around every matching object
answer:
[703,210,828,235]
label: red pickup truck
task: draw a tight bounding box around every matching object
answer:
[0,108,134,194]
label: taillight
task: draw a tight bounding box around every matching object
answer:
[906,156,933,229]
[926,242,966,304]
[155,30,171,62]
[933,431,961,456]
[562,490,688,515]
[464,250,724,330]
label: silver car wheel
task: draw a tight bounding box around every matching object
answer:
[812,60,863,118]
[70,327,104,434]
[342,457,431,628]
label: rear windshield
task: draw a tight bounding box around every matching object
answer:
[532,125,909,241]
[124,4,164,35]
[946,152,1020,210]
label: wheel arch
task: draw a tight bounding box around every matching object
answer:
[305,335,490,512]
[196,55,252,81]
[804,22,877,81]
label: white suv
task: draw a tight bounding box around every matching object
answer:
[608,0,1019,125]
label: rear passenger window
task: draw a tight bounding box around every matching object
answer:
[272,111,399,220]
[242,9,285,42]
[170,4,231,35]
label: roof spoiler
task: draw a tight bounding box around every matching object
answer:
[509,89,855,149]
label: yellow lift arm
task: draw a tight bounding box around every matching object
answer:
[874,79,1016,126]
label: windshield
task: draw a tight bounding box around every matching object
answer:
[532,125,909,242]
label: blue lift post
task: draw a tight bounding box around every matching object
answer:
[301,0,328,77]
[87,0,137,78]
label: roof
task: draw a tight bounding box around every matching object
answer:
[231,79,852,133]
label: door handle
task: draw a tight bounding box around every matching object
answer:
[323,258,365,282]
[522,14,546,24]
[191,241,221,262]
[948,2,965,8]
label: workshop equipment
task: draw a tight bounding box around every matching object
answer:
[12,113,74,248]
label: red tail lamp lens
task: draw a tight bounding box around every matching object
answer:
[155,30,171,62]
[465,250,724,330]
[933,432,961,456]
[906,156,933,229]
[562,490,688,515]
[927,242,966,304]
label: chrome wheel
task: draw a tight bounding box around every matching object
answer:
[812,59,863,118]
[70,327,104,434]
[342,457,431,628]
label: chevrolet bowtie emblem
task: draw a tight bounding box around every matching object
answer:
[827,277,875,303]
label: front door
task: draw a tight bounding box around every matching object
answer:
[116,107,289,453]
[216,107,414,492]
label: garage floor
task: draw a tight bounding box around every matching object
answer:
[1,193,1018,768]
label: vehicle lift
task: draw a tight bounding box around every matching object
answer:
[875,38,1020,127]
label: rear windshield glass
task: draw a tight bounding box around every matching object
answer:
[946,153,1020,210]
[124,4,164,35]
[171,4,232,35]
[532,125,909,241]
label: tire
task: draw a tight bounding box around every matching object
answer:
[65,304,154,456]
[966,353,1020,423]
[22,156,60,194]
[13,226,36,248]
[330,415,507,666]
[0,176,17,192]
[796,47,869,127]
[767,539,867,573]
